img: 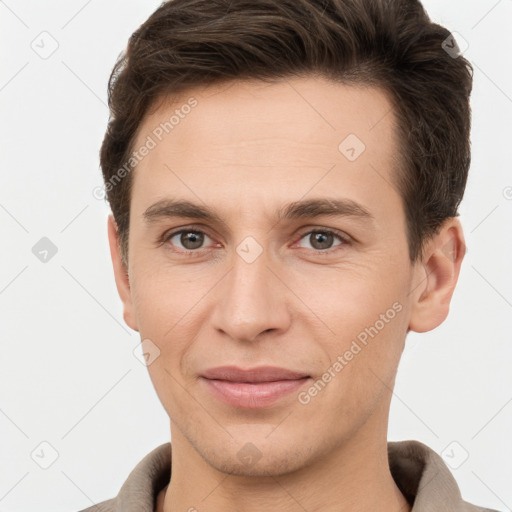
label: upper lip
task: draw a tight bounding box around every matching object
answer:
[201,366,310,383]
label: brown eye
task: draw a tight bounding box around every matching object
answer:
[180,231,204,250]
[296,229,349,252]
[165,230,212,251]
[309,232,335,250]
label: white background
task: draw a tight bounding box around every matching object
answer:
[1,0,511,510]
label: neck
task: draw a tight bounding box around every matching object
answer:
[158,400,411,512]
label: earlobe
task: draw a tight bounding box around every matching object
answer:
[107,214,139,332]
[408,218,466,333]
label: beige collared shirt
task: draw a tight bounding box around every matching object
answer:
[78,440,499,511]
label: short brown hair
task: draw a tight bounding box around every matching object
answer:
[100,0,473,266]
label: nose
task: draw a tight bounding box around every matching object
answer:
[210,243,291,343]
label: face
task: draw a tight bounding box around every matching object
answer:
[108,76,458,476]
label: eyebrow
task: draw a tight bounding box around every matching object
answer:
[142,197,374,227]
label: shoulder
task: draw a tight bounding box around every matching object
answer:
[388,439,502,512]
[74,443,171,512]
[77,497,116,512]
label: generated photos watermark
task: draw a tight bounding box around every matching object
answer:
[93,97,198,201]
[298,301,403,405]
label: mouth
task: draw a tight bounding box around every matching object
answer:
[199,366,311,409]
[201,365,310,382]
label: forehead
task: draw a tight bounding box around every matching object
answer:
[135,75,396,154]
[129,76,401,227]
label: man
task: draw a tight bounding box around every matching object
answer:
[82,0,499,510]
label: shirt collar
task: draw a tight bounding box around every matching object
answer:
[112,440,492,511]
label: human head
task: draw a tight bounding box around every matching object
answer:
[99,0,473,269]
[102,0,470,492]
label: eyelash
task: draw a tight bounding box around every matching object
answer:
[159,225,352,256]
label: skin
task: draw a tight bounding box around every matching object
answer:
[107,76,465,512]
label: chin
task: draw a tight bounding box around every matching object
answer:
[190,431,319,478]
[206,445,312,478]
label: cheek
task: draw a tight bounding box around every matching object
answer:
[291,259,404,329]
[293,262,408,388]
[130,268,206,371]
[130,262,194,334]
[130,278,188,397]
[132,273,195,417]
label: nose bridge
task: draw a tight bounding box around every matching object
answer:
[211,236,289,342]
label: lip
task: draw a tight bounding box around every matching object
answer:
[201,365,310,382]
[200,366,311,409]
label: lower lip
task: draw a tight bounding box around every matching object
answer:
[200,377,310,409]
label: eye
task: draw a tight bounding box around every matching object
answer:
[160,226,351,256]
[163,229,214,252]
[295,229,349,252]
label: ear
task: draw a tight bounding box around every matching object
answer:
[107,214,139,332]
[408,217,466,333]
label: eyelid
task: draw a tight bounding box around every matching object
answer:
[290,227,352,255]
[293,226,353,245]
[159,224,217,248]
